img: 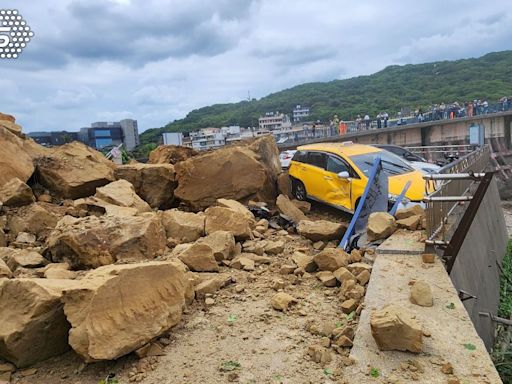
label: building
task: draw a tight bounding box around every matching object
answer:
[28,131,79,146]
[293,105,310,122]
[80,119,140,151]
[258,112,291,131]
[190,128,225,151]
[163,132,185,146]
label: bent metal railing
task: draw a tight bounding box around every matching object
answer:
[423,145,491,247]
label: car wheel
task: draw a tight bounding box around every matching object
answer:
[293,180,307,201]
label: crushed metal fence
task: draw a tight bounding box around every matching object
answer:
[423,145,491,246]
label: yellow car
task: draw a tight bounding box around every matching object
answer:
[288,142,429,213]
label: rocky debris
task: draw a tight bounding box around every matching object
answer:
[291,199,311,213]
[276,194,307,223]
[205,206,253,241]
[35,142,115,199]
[422,253,436,263]
[333,267,356,284]
[307,344,332,364]
[174,137,279,210]
[216,198,255,222]
[1,248,48,271]
[441,362,454,374]
[7,204,59,239]
[270,292,297,311]
[0,278,81,367]
[396,215,422,230]
[277,173,293,198]
[0,229,5,248]
[291,251,317,273]
[313,248,349,271]
[0,178,35,207]
[178,243,220,272]
[73,196,138,217]
[43,263,76,279]
[316,271,337,287]
[264,240,285,255]
[95,180,152,213]
[356,270,371,285]
[367,212,397,241]
[196,231,236,261]
[395,205,425,221]
[194,275,232,299]
[230,255,255,271]
[0,258,12,278]
[340,280,365,301]
[161,209,205,244]
[115,163,176,209]
[297,219,346,241]
[346,262,372,276]
[15,232,36,245]
[0,122,35,186]
[61,261,189,362]
[341,298,358,314]
[0,112,15,124]
[148,145,198,165]
[409,281,433,307]
[46,214,166,269]
[370,304,423,353]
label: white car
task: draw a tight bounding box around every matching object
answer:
[279,150,296,169]
[374,144,440,174]
[407,160,441,174]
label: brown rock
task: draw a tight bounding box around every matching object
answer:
[410,281,433,307]
[161,209,205,244]
[370,304,423,353]
[441,362,454,374]
[291,251,317,273]
[341,299,358,313]
[15,232,36,244]
[205,206,253,241]
[291,199,311,213]
[194,275,232,298]
[44,268,77,279]
[307,344,332,364]
[0,278,81,367]
[297,220,346,241]
[148,145,198,164]
[95,179,151,213]
[230,255,255,271]
[216,198,255,221]
[265,240,285,255]
[350,249,362,263]
[0,258,12,278]
[334,335,353,347]
[0,178,35,207]
[73,196,138,217]
[395,205,425,220]
[280,264,296,274]
[367,212,397,241]
[270,292,297,311]
[347,262,372,276]
[333,267,356,284]
[114,163,176,209]
[174,137,279,210]
[178,243,219,272]
[1,248,48,270]
[35,142,115,199]
[196,231,236,261]
[0,112,15,123]
[422,253,436,263]
[8,203,58,238]
[62,261,189,362]
[277,172,293,198]
[0,229,5,248]
[0,124,35,186]
[313,248,349,271]
[356,270,371,285]
[276,194,307,223]
[46,214,166,269]
[397,215,422,230]
[316,271,337,287]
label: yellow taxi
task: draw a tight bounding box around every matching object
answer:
[288,142,429,213]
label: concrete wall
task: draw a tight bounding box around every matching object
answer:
[449,177,508,349]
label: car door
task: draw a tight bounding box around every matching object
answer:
[300,151,328,199]
[321,154,353,210]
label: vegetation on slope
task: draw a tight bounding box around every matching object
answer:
[140,50,512,144]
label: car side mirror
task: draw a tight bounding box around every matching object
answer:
[337,171,350,179]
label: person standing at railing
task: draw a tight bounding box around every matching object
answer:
[338,120,347,135]
[376,112,382,129]
[383,112,389,127]
[483,100,489,114]
[364,114,370,129]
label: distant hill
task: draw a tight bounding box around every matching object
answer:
[140,50,512,144]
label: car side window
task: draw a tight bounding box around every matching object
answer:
[326,155,349,174]
[292,150,307,163]
[306,152,327,169]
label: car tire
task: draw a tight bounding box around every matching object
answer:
[292,179,307,201]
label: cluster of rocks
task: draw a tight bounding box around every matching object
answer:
[0,112,373,380]
[366,205,427,242]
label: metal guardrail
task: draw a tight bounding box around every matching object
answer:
[424,145,491,243]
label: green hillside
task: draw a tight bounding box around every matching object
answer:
[140,50,512,144]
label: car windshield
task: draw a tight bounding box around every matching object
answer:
[350,151,414,176]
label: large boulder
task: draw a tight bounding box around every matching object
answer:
[46,214,166,269]
[62,261,189,362]
[367,212,397,241]
[0,248,48,271]
[174,137,280,210]
[205,206,253,240]
[216,198,255,221]
[297,220,346,241]
[161,209,205,244]
[7,203,59,238]
[178,243,219,272]
[370,304,423,353]
[0,178,35,207]
[148,145,198,165]
[276,194,307,223]
[0,278,80,367]
[395,205,425,220]
[313,248,349,271]
[0,124,34,186]
[196,231,236,261]
[35,142,115,199]
[114,163,176,209]
[95,180,152,213]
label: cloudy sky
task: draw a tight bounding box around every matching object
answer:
[2,0,511,133]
